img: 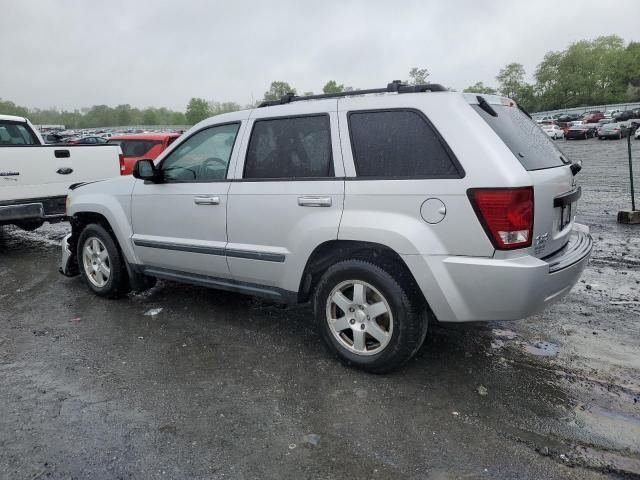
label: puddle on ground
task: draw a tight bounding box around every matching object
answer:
[522,341,560,357]
[492,329,518,340]
[574,404,640,452]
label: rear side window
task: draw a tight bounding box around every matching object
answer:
[244,115,333,179]
[348,110,460,178]
[0,122,38,146]
[472,104,565,171]
[109,139,161,157]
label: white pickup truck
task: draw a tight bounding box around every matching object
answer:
[0,114,122,230]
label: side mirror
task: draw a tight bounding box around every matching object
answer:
[132,159,157,181]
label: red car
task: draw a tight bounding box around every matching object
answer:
[107,133,181,175]
[582,112,604,123]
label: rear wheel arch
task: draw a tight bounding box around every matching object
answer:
[298,240,426,306]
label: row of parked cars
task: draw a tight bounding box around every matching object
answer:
[2,87,592,372]
[536,108,640,141]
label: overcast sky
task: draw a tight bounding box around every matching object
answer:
[2,0,638,112]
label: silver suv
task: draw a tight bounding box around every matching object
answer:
[60,82,592,372]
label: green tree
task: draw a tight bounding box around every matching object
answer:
[171,111,187,125]
[208,101,241,116]
[263,81,296,102]
[112,104,133,126]
[463,82,497,94]
[533,35,634,110]
[322,80,344,94]
[142,108,159,125]
[0,98,30,117]
[185,97,211,125]
[408,67,429,85]
[496,63,526,99]
[496,63,537,110]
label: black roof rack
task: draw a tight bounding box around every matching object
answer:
[257,80,448,108]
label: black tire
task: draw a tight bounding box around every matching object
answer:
[313,259,429,373]
[77,223,130,298]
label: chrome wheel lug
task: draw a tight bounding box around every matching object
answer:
[349,318,355,325]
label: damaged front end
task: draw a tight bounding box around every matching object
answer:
[59,232,79,277]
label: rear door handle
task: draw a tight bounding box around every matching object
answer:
[194,196,220,205]
[56,168,73,175]
[297,196,332,207]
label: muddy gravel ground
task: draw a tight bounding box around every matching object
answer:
[1,138,639,480]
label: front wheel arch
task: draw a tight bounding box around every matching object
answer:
[71,212,154,292]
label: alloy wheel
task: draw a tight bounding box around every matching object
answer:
[82,236,111,288]
[326,280,393,356]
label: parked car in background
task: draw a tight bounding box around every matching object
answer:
[41,132,64,144]
[558,113,581,122]
[598,123,628,139]
[566,124,596,140]
[66,136,108,145]
[634,128,640,140]
[541,124,564,139]
[0,114,121,231]
[582,112,605,123]
[604,109,623,118]
[107,133,181,175]
[614,109,640,122]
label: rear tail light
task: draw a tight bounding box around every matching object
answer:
[119,153,126,175]
[468,187,534,250]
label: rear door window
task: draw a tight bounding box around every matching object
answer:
[347,110,461,178]
[472,104,566,171]
[244,115,334,179]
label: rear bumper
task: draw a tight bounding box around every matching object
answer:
[0,196,66,224]
[403,223,592,322]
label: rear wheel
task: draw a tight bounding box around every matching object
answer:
[313,259,429,373]
[77,223,130,298]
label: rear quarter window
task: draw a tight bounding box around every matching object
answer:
[472,104,566,171]
[347,110,461,178]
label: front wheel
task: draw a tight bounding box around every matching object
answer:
[313,259,429,373]
[77,223,130,298]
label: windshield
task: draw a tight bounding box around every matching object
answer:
[472,104,566,171]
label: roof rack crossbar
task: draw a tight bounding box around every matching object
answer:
[257,80,447,107]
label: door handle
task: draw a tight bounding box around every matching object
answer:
[54,150,70,158]
[56,168,73,175]
[297,196,332,207]
[194,196,220,205]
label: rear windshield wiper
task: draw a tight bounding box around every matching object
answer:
[476,96,497,117]
[518,104,532,119]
